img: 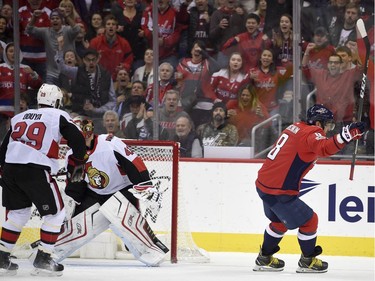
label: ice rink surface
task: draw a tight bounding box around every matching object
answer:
[5,252,374,281]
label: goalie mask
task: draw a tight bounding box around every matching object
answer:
[37,83,63,109]
[81,119,94,139]
[306,104,335,131]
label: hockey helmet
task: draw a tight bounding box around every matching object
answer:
[306,104,335,131]
[37,83,63,109]
[81,119,94,139]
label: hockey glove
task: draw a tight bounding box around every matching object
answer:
[129,181,158,201]
[67,154,88,182]
[130,180,166,222]
[338,122,367,144]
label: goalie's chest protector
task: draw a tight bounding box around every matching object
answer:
[85,135,133,195]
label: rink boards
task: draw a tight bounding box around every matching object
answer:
[179,160,374,257]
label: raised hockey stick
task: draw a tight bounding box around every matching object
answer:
[349,18,371,180]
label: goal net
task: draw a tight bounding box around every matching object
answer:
[10,139,209,263]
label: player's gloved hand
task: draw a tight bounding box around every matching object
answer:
[338,122,367,144]
[129,181,158,201]
[67,154,88,182]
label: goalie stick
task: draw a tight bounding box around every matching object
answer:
[349,18,371,180]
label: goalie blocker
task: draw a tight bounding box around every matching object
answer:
[53,192,169,266]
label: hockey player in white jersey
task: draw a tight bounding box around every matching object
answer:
[54,119,169,266]
[0,84,87,276]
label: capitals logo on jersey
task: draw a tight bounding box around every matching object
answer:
[86,162,110,189]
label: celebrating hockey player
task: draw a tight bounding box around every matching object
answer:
[54,119,169,266]
[0,84,87,276]
[253,104,366,273]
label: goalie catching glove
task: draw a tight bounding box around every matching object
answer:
[129,180,167,220]
[67,154,88,182]
[337,122,367,144]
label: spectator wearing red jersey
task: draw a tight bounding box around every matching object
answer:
[18,0,51,81]
[210,51,250,107]
[222,13,271,72]
[300,26,336,114]
[301,27,335,71]
[175,40,221,127]
[248,48,293,117]
[141,0,182,69]
[227,84,270,147]
[0,42,42,139]
[90,14,133,80]
[302,52,362,126]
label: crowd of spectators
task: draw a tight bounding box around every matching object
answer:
[0,0,373,158]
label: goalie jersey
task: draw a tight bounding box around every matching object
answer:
[256,122,345,196]
[68,134,151,195]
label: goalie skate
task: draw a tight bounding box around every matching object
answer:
[100,191,169,266]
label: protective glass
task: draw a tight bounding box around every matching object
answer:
[324,120,335,131]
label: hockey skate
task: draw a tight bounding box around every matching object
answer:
[296,246,328,273]
[31,249,64,276]
[253,246,285,272]
[0,245,18,276]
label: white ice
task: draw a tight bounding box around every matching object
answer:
[5,252,374,281]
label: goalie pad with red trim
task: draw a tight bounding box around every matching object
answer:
[53,203,110,262]
[99,191,169,266]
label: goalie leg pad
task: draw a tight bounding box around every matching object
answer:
[53,203,110,262]
[99,191,169,266]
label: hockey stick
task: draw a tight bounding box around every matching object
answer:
[349,18,371,180]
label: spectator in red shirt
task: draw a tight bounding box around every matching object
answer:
[222,13,271,72]
[19,0,51,81]
[227,84,270,147]
[141,0,182,69]
[90,14,133,80]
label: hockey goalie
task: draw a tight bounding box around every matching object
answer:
[53,119,169,266]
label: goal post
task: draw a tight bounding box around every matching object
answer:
[125,140,180,263]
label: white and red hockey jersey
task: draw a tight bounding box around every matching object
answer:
[4,108,78,174]
[74,135,150,196]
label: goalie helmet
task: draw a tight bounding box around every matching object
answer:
[81,119,94,139]
[306,104,335,131]
[37,83,63,109]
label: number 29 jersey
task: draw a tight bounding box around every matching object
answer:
[256,122,345,196]
[5,108,76,174]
